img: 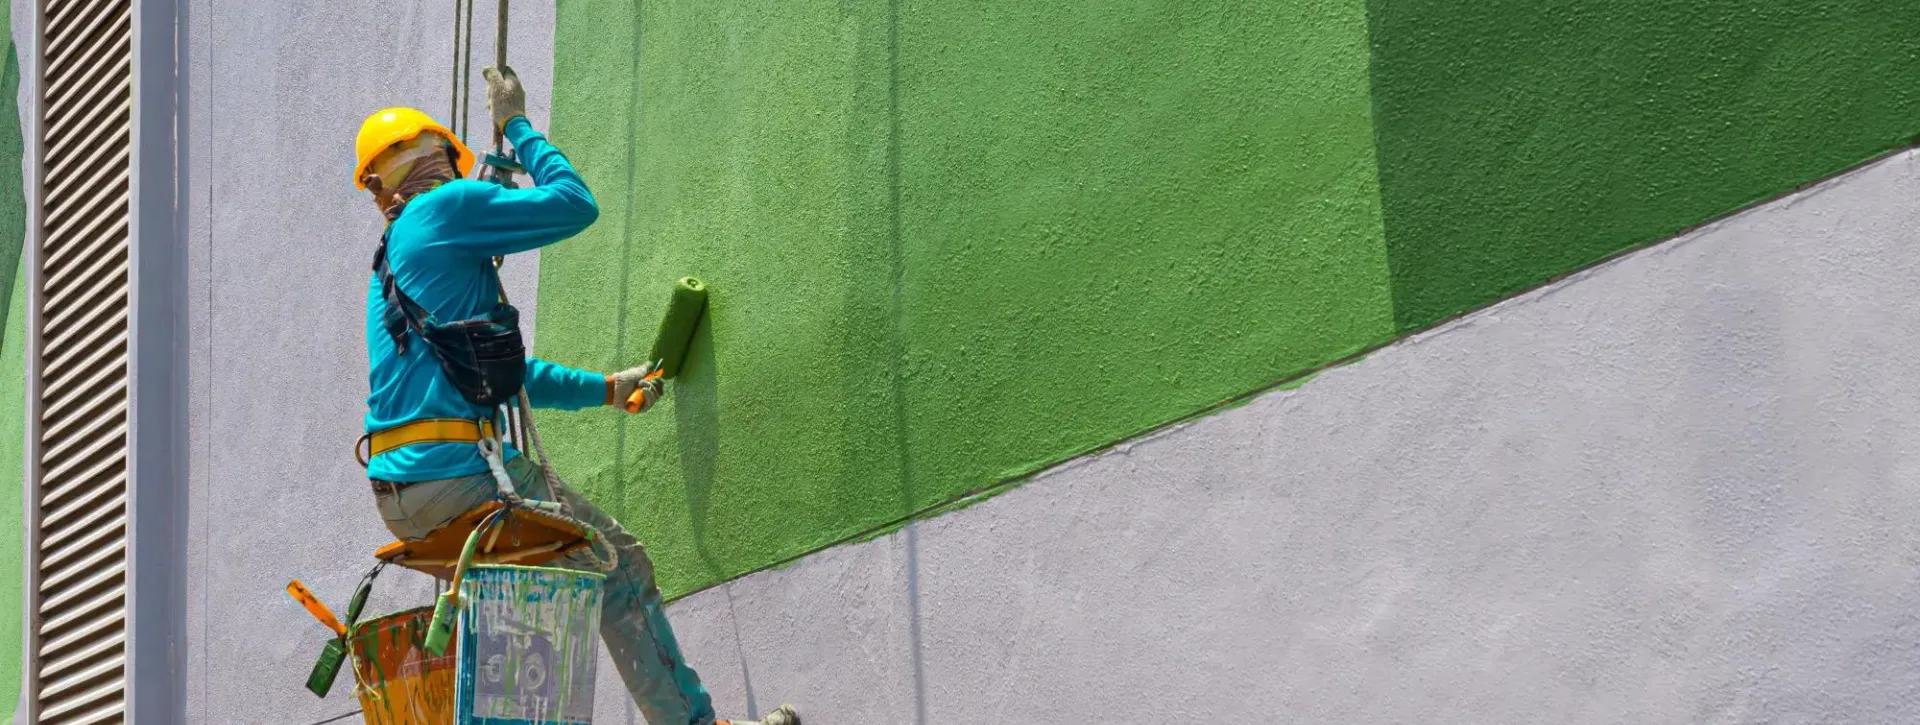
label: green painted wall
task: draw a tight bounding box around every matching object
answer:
[0,259,22,725]
[894,0,1391,511]
[1369,0,1920,331]
[0,35,25,724]
[542,0,1920,598]
[0,31,23,721]
[542,0,1391,598]
[543,0,903,597]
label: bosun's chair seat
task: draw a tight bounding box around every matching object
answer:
[375,500,595,580]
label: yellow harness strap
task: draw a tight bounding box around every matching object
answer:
[362,418,497,460]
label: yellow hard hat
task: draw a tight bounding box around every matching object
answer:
[353,107,475,190]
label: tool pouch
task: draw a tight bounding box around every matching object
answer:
[414,304,527,410]
[375,232,527,410]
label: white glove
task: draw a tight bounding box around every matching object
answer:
[608,361,664,413]
[482,64,529,132]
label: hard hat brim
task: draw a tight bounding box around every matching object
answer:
[354,109,476,190]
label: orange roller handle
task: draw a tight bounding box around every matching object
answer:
[623,367,666,413]
[286,579,346,637]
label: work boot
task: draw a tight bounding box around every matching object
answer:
[718,704,800,725]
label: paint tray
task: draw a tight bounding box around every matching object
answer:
[454,565,607,724]
[348,605,459,725]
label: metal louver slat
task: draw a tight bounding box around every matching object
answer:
[31,0,132,722]
[40,493,125,554]
[38,391,125,466]
[40,350,126,416]
[39,513,125,576]
[38,587,122,646]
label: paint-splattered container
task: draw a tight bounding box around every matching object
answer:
[349,605,459,725]
[455,565,606,724]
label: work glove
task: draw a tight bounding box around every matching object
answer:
[607,361,665,414]
[482,64,528,133]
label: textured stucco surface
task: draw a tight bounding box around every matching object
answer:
[647,149,1920,723]
[540,0,1393,599]
[1370,0,1920,332]
[542,0,906,600]
[0,6,25,718]
[0,266,20,725]
[182,3,556,722]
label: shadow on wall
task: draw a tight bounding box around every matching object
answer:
[673,317,722,576]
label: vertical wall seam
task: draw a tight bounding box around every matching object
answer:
[198,0,211,719]
[605,0,645,506]
[883,0,910,509]
[881,2,929,723]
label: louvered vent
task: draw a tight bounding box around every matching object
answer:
[30,0,133,722]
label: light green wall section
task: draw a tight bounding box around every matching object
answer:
[543,0,902,596]
[0,260,23,725]
[542,0,1391,598]
[894,0,1392,507]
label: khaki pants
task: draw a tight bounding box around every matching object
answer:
[372,455,717,725]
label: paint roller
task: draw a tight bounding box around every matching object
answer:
[625,277,709,412]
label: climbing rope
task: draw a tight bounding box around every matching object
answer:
[449,0,462,143]
[489,0,510,157]
[433,0,613,574]
[459,0,475,144]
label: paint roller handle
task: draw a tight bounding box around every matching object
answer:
[622,363,666,413]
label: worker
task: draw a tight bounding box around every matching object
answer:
[355,65,799,725]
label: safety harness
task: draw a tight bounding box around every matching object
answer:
[372,226,527,410]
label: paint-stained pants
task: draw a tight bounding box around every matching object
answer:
[372,455,717,725]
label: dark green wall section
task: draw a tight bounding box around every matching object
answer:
[1370,0,1920,331]
[544,0,1391,597]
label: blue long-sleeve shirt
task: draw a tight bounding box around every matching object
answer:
[364,116,605,483]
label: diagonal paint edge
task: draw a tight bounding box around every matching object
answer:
[657,135,1917,606]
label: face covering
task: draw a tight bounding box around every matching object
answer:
[367,135,457,216]
[369,136,446,187]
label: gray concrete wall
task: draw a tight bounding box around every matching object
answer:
[182,3,555,723]
[649,148,1920,725]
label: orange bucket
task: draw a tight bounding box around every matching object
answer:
[348,605,458,724]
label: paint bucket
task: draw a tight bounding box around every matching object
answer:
[348,605,459,725]
[455,565,606,724]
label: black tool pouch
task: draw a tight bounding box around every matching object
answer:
[417,304,526,409]
[375,232,527,410]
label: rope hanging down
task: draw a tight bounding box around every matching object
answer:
[450,0,520,186]
[450,0,475,145]
[443,0,595,517]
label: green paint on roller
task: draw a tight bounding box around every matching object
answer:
[649,277,708,380]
